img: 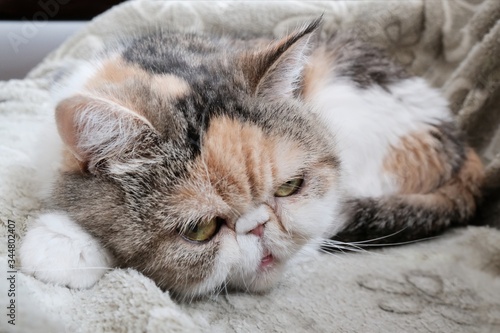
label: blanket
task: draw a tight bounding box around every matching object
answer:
[1,1,500,332]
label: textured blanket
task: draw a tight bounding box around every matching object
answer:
[1,1,500,332]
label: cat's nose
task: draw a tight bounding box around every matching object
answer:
[235,204,270,235]
[248,223,265,238]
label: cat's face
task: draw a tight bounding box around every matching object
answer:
[135,115,339,298]
[51,21,342,298]
[151,114,340,297]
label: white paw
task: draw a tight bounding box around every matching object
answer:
[20,212,114,289]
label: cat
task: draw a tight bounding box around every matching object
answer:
[19,18,484,300]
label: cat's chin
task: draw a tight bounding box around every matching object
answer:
[173,262,284,300]
[233,256,286,294]
[250,267,285,294]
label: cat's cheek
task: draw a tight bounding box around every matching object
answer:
[225,235,262,289]
[232,234,263,273]
[279,187,343,240]
[19,212,114,289]
[187,228,240,296]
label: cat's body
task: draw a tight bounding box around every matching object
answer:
[20,20,484,299]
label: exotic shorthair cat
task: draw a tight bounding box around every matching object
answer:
[20,19,484,299]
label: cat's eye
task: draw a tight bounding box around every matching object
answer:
[181,217,221,242]
[275,177,304,197]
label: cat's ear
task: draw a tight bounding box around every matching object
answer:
[241,18,321,100]
[55,94,155,173]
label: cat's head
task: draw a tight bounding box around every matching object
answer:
[51,20,343,299]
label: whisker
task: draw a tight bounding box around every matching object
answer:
[320,231,442,253]
[332,227,411,245]
[346,235,441,247]
[321,239,367,251]
[320,244,370,254]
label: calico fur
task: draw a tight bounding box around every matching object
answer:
[20,19,484,299]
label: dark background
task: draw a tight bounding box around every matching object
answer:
[0,0,126,20]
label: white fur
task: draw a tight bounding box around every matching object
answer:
[312,77,452,198]
[30,119,64,199]
[107,157,164,175]
[291,186,345,239]
[235,205,270,234]
[20,212,114,289]
[50,60,100,103]
[193,230,259,297]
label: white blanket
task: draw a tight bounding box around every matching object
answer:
[1,1,500,332]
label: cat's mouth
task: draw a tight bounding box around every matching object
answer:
[226,247,285,294]
[259,249,275,270]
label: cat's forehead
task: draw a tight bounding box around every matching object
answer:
[79,52,338,198]
[166,115,336,225]
[84,54,334,146]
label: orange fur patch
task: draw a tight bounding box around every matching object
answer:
[384,130,454,194]
[408,148,484,220]
[177,117,274,217]
[151,75,190,100]
[56,94,92,173]
[444,148,484,211]
[86,58,148,90]
[86,57,190,113]
[60,148,86,173]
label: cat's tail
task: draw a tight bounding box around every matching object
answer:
[331,148,485,246]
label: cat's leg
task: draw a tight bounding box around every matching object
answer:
[20,212,114,288]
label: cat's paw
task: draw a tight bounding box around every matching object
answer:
[20,212,114,289]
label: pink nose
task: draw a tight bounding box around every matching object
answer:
[249,224,264,237]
